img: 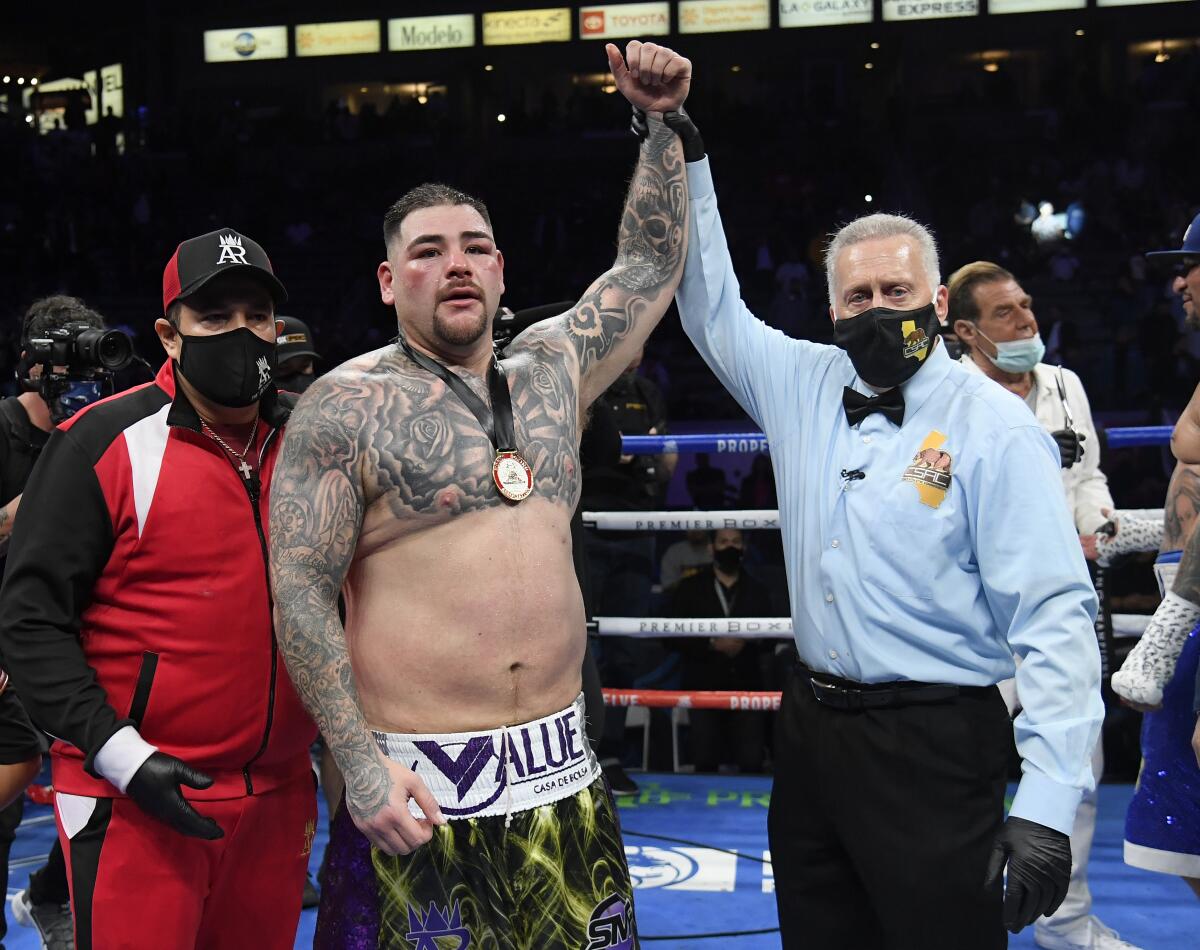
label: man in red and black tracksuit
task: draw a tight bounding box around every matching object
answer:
[0,228,318,948]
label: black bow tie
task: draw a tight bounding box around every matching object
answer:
[842,386,905,427]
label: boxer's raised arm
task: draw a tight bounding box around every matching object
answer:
[567,42,691,411]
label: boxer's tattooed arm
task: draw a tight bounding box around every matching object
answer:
[566,117,688,405]
[1163,463,1200,553]
[269,370,392,821]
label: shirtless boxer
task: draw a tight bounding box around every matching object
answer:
[270,42,690,948]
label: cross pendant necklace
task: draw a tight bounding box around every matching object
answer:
[200,420,258,481]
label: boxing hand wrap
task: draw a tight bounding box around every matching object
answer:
[630,106,706,163]
[1093,511,1165,567]
[1111,590,1200,708]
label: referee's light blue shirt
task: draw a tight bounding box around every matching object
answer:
[675,157,1103,835]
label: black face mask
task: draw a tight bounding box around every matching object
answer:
[713,547,744,573]
[176,327,277,408]
[833,302,941,388]
[276,372,316,394]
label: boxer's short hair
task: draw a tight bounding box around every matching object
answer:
[383,184,493,250]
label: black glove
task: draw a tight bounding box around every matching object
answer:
[125,752,224,840]
[1050,428,1085,468]
[984,815,1072,933]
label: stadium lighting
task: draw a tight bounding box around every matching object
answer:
[2,76,9,84]
[730,65,742,73]
[417,95,428,105]
[1074,29,1085,37]
[1155,43,1170,64]
[16,77,24,85]
[497,113,506,123]
[864,62,874,70]
[870,42,880,50]
[484,64,494,72]
[865,195,873,203]
[984,62,1000,73]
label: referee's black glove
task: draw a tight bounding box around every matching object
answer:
[984,815,1071,933]
[126,751,224,840]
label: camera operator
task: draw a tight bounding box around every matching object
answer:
[0,294,129,949]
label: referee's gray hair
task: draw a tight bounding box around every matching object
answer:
[824,213,942,306]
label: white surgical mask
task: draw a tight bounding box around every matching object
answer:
[976,329,1045,374]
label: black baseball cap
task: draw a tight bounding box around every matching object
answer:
[276,316,321,362]
[161,227,288,313]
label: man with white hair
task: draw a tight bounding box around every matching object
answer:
[673,142,1103,947]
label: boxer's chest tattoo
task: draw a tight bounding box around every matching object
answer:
[365,354,580,519]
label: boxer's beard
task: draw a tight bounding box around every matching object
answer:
[432,308,489,347]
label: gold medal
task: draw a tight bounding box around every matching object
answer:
[493,451,533,502]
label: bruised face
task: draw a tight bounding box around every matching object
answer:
[378,204,506,354]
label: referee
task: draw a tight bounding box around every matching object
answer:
[673,139,1102,947]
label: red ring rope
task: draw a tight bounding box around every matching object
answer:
[602,688,782,711]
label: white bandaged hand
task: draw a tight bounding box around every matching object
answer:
[1094,510,1165,568]
[1111,590,1200,707]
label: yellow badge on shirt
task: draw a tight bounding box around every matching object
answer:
[902,430,952,508]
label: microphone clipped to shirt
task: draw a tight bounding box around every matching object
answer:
[840,468,866,490]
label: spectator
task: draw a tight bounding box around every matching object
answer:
[670,529,774,773]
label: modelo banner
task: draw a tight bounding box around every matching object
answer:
[483,8,572,46]
[295,20,382,57]
[388,14,475,52]
[779,0,873,27]
[203,26,289,63]
[678,0,771,34]
[579,3,671,39]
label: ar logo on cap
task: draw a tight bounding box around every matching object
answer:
[217,233,248,265]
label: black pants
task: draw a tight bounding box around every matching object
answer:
[768,666,1011,950]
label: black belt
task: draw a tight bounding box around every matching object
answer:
[795,664,990,711]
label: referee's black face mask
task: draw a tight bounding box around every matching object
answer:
[833,302,941,389]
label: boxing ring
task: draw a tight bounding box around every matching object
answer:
[591,424,1172,719]
[6,427,1194,948]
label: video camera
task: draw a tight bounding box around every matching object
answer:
[26,321,135,422]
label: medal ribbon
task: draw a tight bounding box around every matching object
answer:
[397,336,518,453]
